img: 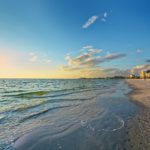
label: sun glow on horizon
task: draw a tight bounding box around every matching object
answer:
[0,45,126,79]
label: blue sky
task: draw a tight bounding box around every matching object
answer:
[0,0,150,78]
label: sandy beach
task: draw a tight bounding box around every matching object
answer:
[126,79,150,150]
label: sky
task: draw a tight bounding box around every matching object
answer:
[0,0,150,78]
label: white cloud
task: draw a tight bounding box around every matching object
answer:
[101,18,106,22]
[64,45,104,67]
[61,45,126,77]
[81,45,103,53]
[136,49,143,53]
[104,12,108,18]
[29,53,38,62]
[29,52,52,64]
[44,59,52,64]
[82,12,109,29]
[88,48,103,54]
[100,12,108,22]
[82,45,93,49]
[82,16,99,29]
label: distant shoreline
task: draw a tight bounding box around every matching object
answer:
[126,79,150,150]
[0,77,128,80]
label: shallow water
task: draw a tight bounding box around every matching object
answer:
[0,79,137,150]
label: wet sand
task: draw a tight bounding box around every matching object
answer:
[126,79,150,150]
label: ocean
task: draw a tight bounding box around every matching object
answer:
[0,79,137,150]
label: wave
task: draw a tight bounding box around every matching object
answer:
[13,102,45,112]
[3,90,25,94]
[13,91,50,97]
[1,95,96,114]
[3,89,76,98]
[19,105,77,123]
[3,87,101,99]
[49,97,96,102]
[12,96,96,113]
[0,114,6,121]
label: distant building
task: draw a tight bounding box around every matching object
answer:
[146,70,150,78]
[129,74,136,79]
[140,70,150,79]
[140,71,146,79]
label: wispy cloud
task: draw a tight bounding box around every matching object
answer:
[104,12,108,18]
[64,52,125,68]
[45,59,52,63]
[101,18,106,22]
[82,12,109,29]
[81,45,93,50]
[29,52,52,64]
[82,16,99,29]
[136,49,143,53]
[101,12,108,22]
[29,53,38,62]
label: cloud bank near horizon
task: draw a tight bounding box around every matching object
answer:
[131,64,150,75]
[60,45,127,78]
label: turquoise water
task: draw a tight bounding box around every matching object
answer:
[0,79,137,150]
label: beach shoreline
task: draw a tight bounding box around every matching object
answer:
[1,79,138,150]
[126,79,150,150]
